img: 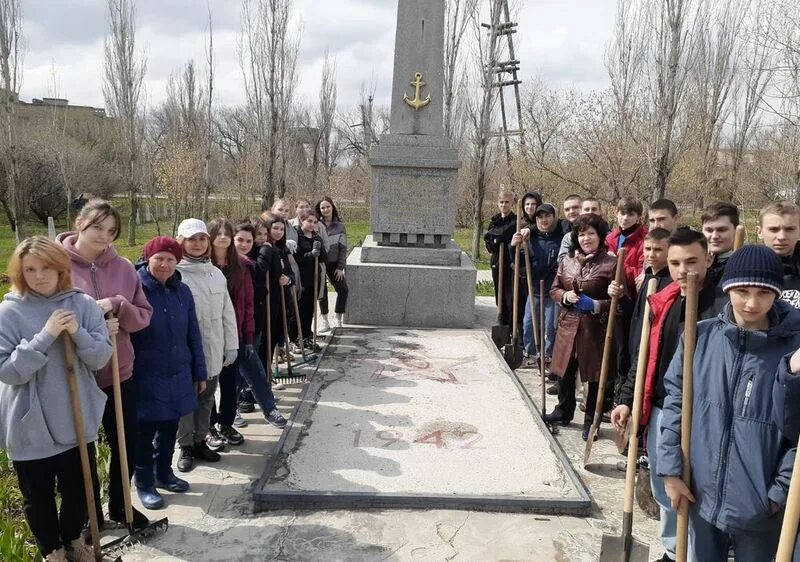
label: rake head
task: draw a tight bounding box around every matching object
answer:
[102,516,169,558]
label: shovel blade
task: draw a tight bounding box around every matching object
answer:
[599,533,650,562]
[503,336,523,370]
[491,324,510,349]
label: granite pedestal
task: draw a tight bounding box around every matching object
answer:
[346,246,475,329]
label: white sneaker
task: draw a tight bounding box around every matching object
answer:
[334,313,344,328]
[45,548,67,562]
[319,314,331,333]
[273,381,286,390]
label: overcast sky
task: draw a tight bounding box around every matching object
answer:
[21,0,616,112]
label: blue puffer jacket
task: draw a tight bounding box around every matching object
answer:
[658,300,800,533]
[131,266,207,422]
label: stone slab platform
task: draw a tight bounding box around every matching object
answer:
[252,328,591,514]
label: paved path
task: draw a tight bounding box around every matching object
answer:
[117,297,664,561]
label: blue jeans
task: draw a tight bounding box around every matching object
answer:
[689,507,781,562]
[135,419,179,486]
[238,342,277,415]
[648,407,677,560]
[523,293,555,357]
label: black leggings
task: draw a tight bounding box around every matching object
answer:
[14,444,97,556]
[298,288,315,339]
[320,263,349,314]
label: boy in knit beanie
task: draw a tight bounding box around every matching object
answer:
[659,245,800,561]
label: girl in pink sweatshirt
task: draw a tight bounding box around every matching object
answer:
[56,200,153,531]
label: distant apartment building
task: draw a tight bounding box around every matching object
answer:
[1,89,111,138]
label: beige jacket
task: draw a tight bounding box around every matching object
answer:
[176,259,238,379]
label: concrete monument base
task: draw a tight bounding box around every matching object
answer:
[360,235,462,266]
[345,246,476,329]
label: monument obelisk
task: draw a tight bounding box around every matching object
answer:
[346,0,476,328]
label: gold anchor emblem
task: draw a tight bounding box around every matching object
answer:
[403,72,431,110]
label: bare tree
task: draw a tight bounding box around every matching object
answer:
[240,0,299,210]
[465,0,503,259]
[103,0,147,245]
[726,4,774,200]
[645,0,701,200]
[298,52,337,192]
[317,52,337,184]
[765,0,800,201]
[337,82,385,163]
[0,0,23,240]
[522,78,575,188]
[202,4,215,220]
[685,0,748,204]
[444,0,477,140]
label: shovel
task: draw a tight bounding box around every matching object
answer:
[676,272,700,562]
[584,248,627,465]
[733,224,746,251]
[599,278,657,562]
[62,333,107,561]
[776,433,800,561]
[101,317,169,556]
[502,201,524,370]
[491,242,511,349]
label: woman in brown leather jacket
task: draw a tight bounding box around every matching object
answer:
[545,214,617,440]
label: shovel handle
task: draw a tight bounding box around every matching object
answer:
[265,271,273,386]
[590,250,627,418]
[291,286,306,359]
[733,225,746,251]
[497,243,505,323]
[539,279,547,415]
[583,248,627,465]
[624,278,658,514]
[279,283,293,377]
[63,333,102,560]
[676,272,699,562]
[777,434,800,561]
[313,256,319,348]
[107,314,134,530]
[511,198,524,339]
[522,244,539,347]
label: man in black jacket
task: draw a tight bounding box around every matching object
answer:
[701,202,739,286]
[758,201,800,309]
[484,189,518,324]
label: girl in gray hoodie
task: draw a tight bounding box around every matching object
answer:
[0,236,112,561]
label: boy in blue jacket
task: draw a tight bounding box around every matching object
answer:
[659,245,800,561]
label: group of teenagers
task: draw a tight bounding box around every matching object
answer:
[486,190,800,560]
[0,196,350,561]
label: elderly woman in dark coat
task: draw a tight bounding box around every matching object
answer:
[545,214,617,440]
[131,237,207,510]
